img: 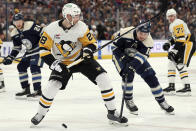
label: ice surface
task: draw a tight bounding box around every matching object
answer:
[0,56,196,131]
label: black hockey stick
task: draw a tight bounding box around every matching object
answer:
[0,56,23,64]
[119,74,128,118]
[67,0,168,68]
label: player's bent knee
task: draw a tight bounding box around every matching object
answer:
[140,67,156,79]
[30,65,41,73]
[95,72,112,90]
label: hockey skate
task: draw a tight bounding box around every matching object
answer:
[125,99,138,115]
[163,83,175,95]
[31,113,45,127]
[107,110,128,126]
[0,81,5,93]
[176,84,191,96]
[15,87,30,99]
[27,90,42,101]
[159,101,174,115]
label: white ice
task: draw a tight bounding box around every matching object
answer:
[0,56,196,131]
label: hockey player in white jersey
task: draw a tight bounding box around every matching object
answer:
[31,3,128,126]
[112,21,174,115]
[162,9,196,96]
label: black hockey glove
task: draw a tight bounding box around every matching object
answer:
[163,42,170,51]
[124,48,137,57]
[3,55,14,65]
[82,47,93,61]
[50,60,69,74]
[168,49,179,63]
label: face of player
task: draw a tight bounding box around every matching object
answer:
[13,20,24,30]
[167,15,176,23]
[67,14,80,26]
[136,31,149,41]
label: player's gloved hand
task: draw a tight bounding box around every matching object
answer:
[3,55,14,65]
[124,48,137,57]
[163,42,170,51]
[82,47,93,60]
[50,60,69,74]
[168,49,178,63]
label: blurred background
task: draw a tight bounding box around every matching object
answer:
[0,0,196,41]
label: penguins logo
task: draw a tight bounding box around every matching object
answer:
[55,40,76,57]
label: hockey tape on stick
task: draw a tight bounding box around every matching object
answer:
[0,56,24,64]
[67,0,168,69]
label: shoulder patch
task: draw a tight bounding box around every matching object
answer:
[23,21,34,31]
[11,28,19,37]
[120,26,135,39]
[143,34,154,47]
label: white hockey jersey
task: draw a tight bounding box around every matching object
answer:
[39,20,96,65]
[169,19,191,42]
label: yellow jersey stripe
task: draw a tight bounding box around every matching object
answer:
[184,41,193,64]
[168,72,176,75]
[180,72,188,77]
[102,92,114,98]
[40,97,52,106]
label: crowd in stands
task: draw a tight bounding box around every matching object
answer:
[0,0,196,41]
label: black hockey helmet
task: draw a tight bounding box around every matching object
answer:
[13,13,24,21]
[137,20,151,33]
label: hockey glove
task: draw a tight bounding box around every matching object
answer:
[124,48,137,57]
[82,47,93,60]
[163,42,170,51]
[168,49,179,63]
[3,55,14,65]
[50,60,69,74]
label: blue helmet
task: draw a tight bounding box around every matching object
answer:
[13,13,24,21]
[137,21,151,33]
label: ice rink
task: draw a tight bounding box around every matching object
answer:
[0,56,196,131]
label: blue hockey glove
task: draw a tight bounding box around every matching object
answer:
[3,56,14,65]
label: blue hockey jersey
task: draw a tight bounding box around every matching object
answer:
[10,21,42,57]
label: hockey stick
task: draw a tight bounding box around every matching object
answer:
[67,0,168,69]
[0,56,23,64]
[119,74,128,118]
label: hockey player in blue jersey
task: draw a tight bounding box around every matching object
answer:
[3,12,44,100]
[112,21,174,115]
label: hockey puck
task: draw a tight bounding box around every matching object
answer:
[62,123,67,128]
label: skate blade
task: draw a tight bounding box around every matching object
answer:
[165,111,175,115]
[109,120,129,127]
[27,97,40,101]
[163,91,176,96]
[129,111,138,115]
[15,96,27,100]
[0,89,6,93]
[176,92,191,96]
[30,123,37,128]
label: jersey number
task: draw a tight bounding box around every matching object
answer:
[173,24,185,38]
[40,36,47,44]
[34,25,41,32]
